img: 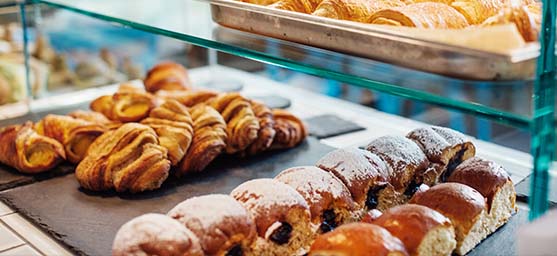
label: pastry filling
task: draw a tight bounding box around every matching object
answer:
[404,180,422,196]
[269,222,292,245]
[443,148,466,182]
[319,209,337,233]
[225,244,243,256]
[366,184,387,209]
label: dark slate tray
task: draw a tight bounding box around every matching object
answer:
[515,174,557,208]
[467,210,527,256]
[305,114,366,139]
[0,137,333,256]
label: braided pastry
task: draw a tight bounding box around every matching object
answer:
[0,122,65,173]
[243,100,276,156]
[141,100,194,166]
[90,91,157,122]
[271,109,308,150]
[155,89,218,107]
[35,114,106,164]
[144,61,192,93]
[210,93,260,154]
[178,104,227,176]
[75,123,171,193]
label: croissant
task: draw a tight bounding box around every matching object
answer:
[270,109,308,149]
[369,2,469,29]
[243,100,276,156]
[178,104,227,176]
[411,0,508,24]
[67,110,121,130]
[75,123,171,193]
[35,114,106,164]
[313,0,405,23]
[90,91,157,122]
[144,61,192,93]
[270,0,323,13]
[209,93,260,154]
[0,122,65,173]
[141,100,194,165]
[482,2,540,42]
[155,89,218,107]
[240,0,281,5]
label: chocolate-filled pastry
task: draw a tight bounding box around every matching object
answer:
[68,110,121,129]
[447,157,516,233]
[309,223,409,256]
[90,91,157,122]
[156,89,218,107]
[75,123,171,193]
[270,0,322,13]
[270,109,308,150]
[316,148,402,213]
[167,194,257,256]
[0,122,65,174]
[275,166,358,234]
[35,114,106,164]
[312,0,405,23]
[369,2,469,28]
[210,93,260,154]
[243,100,276,156]
[177,104,227,176]
[231,178,313,256]
[141,100,193,165]
[370,204,457,256]
[366,135,429,198]
[407,126,475,185]
[410,183,489,255]
[144,61,192,92]
[112,213,203,256]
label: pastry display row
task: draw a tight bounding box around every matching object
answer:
[112,125,516,256]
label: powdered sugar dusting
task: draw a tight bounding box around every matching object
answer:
[231,178,309,212]
[407,127,450,159]
[431,126,469,145]
[366,135,428,172]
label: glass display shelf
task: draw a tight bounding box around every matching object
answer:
[27,0,534,129]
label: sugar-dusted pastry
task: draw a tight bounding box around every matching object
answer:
[90,91,157,122]
[309,223,409,256]
[178,104,227,176]
[0,122,65,174]
[270,109,307,150]
[270,0,323,13]
[482,2,541,42]
[275,166,358,234]
[370,2,469,28]
[156,89,218,107]
[141,99,193,165]
[144,61,192,92]
[370,204,457,256]
[68,110,121,129]
[35,114,106,164]
[113,213,203,256]
[412,0,507,25]
[244,100,276,156]
[231,178,313,256]
[210,93,260,154]
[167,194,257,255]
[312,0,405,23]
[447,157,516,233]
[75,123,171,193]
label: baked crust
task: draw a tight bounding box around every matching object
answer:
[370,2,469,28]
[144,61,192,92]
[270,109,308,150]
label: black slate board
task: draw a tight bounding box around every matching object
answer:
[467,210,527,256]
[0,137,333,256]
[305,114,366,139]
[251,95,291,109]
[515,174,557,208]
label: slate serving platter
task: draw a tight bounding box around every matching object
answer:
[515,174,557,208]
[0,137,333,256]
[305,114,366,139]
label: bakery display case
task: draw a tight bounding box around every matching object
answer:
[0,0,554,255]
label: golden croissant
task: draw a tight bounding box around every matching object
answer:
[243,100,276,156]
[35,114,106,164]
[411,0,508,25]
[240,0,281,5]
[144,61,192,93]
[75,123,171,193]
[141,100,194,165]
[482,2,540,42]
[155,89,218,107]
[370,2,469,29]
[178,104,227,176]
[313,0,405,23]
[270,109,308,149]
[270,0,323,13]
[209,93,260,154]
[90,91,157,123]
[68,110,122,130]
[0,122,65,173]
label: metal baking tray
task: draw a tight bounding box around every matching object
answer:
[210,0,539,81]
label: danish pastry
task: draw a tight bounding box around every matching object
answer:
[144,61,192,92]
[67,110,121,130]
[90,91,157,122]
[244,100,276,156]
[155,89,218,107]
[270,0,323,13]
[270,109,307,150]
[313,0,405,23]
[370,2,470,28]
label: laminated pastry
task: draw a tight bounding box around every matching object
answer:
[412,0,506,25]
[75,123,171,193]
[67,110,121,129]
[240,0,281,5]
[155,89,218,107]
[366,135,430,197]
[35,114,106,164]
[406,126,475,185]
[269,0,323,13]
[167,194,257,256]
[275,166,358,234]
[370,204,457,256]
[141,99,194,165]
[446,157,516,233]
[210,93,260,154]
[312,0,406,23]
[243,100,276,156]
[309,223,409,256]
[231,178,313,256]
[316,147,402,212]
[112,213,203,256]
[177,104,227,176]
[144,61,192,92]
[369,2,470,29]
[481,2,541,42]
[0,122,65,173]
[90,91,157,122]
[410,182,489,255]
[270,109,308,150]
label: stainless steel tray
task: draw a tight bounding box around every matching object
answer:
[210,0,539,81]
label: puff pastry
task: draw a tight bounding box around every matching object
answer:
[270,109,308,149]
[178,104,227,176]
[144,61,192,92]
[68,110,121,130]
[313,0,405,23]
[482,2,540,42]
[412,0,507,24]
[270,0,323,13]
[209,93,260,154]
[35,114,106,164]
[141,100,194,165]
[241,0,281,5]
[90,91,157,122]
[370,2,469,28]
[0,122,65,173]
[75,123,171,193]
[155,89,218,107]
[243,100,276,156]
